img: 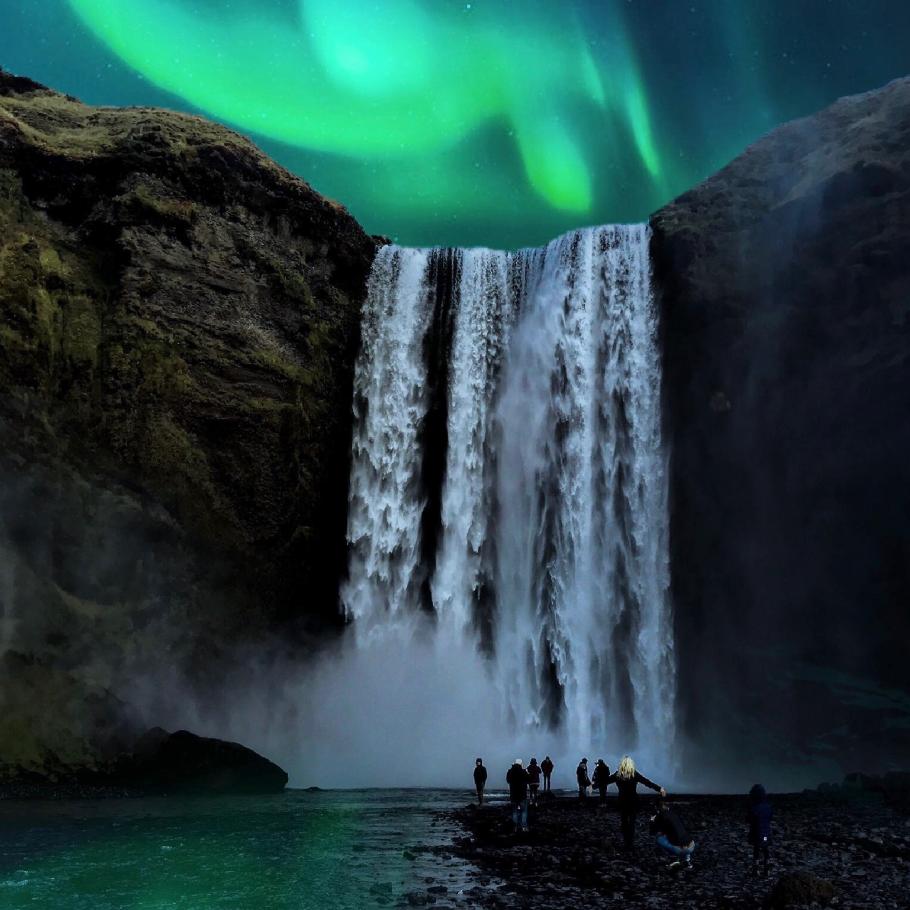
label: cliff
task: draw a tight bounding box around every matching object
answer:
[2,65,909,786]
[652,77,910,775]
[0,70,376,779]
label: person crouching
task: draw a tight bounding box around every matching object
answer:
[650,800,695,869]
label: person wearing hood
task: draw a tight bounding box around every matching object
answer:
[527,758,542,806]
[541,755,554,791]
[607,755,667,850]
[591,759,611,802]
[506,759,530,832]
[746,784,773,876]
[473,758,488,805]
[576,757,591,800]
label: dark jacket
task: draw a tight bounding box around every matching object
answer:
[473,765,488,787]
[747,785,772,843]
[541,758,554,776]
[650,807,690,847]
[527,763,541,785]
[576,763,591,787]
[506,764,529,803]
[592,763,611,790]
[607,770,661,808]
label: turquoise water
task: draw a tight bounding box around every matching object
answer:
[0,790,482,909]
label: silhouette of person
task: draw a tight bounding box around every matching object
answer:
[527,758,541,806]
[592,758,611,802]
[473,758,488,805]
[576,757,591,800]
[506,759,530,832]
[541,755,554,791]
[747,784,772,876]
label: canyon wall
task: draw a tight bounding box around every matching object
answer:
[0,71,375,777]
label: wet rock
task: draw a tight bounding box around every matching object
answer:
[765,872,835,908]
[448,792,909,909]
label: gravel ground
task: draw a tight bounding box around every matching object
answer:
[434,792,910,909]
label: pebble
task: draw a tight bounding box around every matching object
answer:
[441,792,909,909]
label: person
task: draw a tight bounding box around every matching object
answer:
[506,759,530,833]
[747,784,772,876]
[576,757,591,800]
[473,758,488,805]
[650,800,696,869]
[541,755,554,791]
[527,758,541,806]
[592,759,611,802]
[607,755,667,850]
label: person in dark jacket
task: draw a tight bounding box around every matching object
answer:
[747,784,772,875]
[591,759,611,802]
[506,759,530,832]
[576,757,591,800]
[650,801,695,869]
[473,758,488,805]
[527,758,542,806]
[541,756,554,791]
[607,755,667,850]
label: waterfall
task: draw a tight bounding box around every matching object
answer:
[342,225,675,771]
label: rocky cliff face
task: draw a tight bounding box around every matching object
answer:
[652,77,910,777]
[0,71,376,778]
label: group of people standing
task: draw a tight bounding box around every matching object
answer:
[472,755,775,873]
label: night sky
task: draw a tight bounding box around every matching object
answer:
[1,0,908,247]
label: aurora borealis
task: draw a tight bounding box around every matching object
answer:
[2,0,909,247]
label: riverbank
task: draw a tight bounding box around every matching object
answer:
[444,792,910,909]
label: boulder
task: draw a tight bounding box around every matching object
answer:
[122,728,288,794]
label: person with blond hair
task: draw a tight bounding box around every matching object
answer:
[607,755,667,850]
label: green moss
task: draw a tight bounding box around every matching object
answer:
[252,346,305,383]
[61,294,102,366]
[131,182,197,225]
[140,412,233,541]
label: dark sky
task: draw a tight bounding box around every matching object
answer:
[1,0,908,247]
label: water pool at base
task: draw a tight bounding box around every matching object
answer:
[0,789,483,909]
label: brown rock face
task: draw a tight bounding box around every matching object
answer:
[652,77,910,775]
[0,70,376,778]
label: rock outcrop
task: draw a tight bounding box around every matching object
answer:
[652,77,910,775]
[0,70,376,780]
[124,727,288,794]
[1,726,288,797]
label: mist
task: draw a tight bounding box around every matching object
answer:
[122,624,681,792]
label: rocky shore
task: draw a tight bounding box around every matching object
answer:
[439,791,910,909]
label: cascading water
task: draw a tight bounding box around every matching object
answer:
[342,225,675,775]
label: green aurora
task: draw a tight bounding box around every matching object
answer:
[1,0,909,246]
